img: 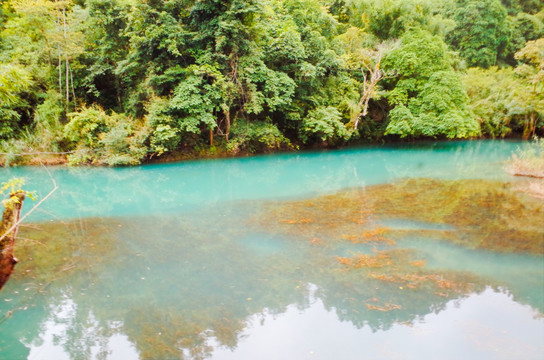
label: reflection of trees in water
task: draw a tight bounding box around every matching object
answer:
[313,267,485,332]
[1,213,313,358]
[255,177,544,314]
[1,177,542,358]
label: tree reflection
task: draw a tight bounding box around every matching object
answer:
[0,178,542,359]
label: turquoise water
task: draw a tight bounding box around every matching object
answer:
[1,140,521,221]
[0,140,543,359]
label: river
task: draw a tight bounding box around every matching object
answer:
[0,140,542,359]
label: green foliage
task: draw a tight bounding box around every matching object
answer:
[348,0,429,39]
[506,12,544,63]
[1,178,35,204]
[462,67,518,137]
[0,0,541,163]
[64,105,149,165]
[513,38,544,138]
[239,56,297,114]
[383,29,453,106]
[462,39,543,139]
[0,63,32,139]
[383,29,479,138]
[34,90,64,151]
[227,120,291,153]
[515,38,544,89]
[64,104,109,148]
[80,0,132,110]
[0,63,31,105]
[500,0,544,15]
[0,0,86,148]
[300,106,350,144]
[144,96,180,156]
[261,0,343,120]
[411,71,478,138]
[446,0,510,68]
[168,66,222,133]
[385,105,415,137]
[98,121,148,166]
[0,90,65,166]
[343,0,456,38]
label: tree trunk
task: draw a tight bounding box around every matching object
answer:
[63,7,69,107]
[224,109,231,142]
[0,191,25,291]
[522,114,531,140]
[529,112,536,139]
[353,64,384,129]
[70,64,76,107]
[57,0,62,98]
[58,55,62,98]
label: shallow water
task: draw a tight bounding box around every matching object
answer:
[1,140,543,360]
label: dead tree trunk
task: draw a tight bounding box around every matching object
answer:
[352,65,384,130]
[0,191,25,291]
[350,40,399,130]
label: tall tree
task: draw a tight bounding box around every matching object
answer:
[513,38,544,138]
[383,29,480,138]
[0,64,31,139]
[462,39,543,139]
[79,0,131,110]
[446,0,510,68]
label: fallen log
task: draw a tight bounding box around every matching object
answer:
[0,191,25,291]
[512,171,544,179]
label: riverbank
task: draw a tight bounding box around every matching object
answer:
[0,139,335,168]
[0,145,244,167]
[505,139,544,199]
[0,137,514,168]
[3,138,543,203]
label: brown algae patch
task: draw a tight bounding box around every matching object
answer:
[335,248,483,300]
[3,215,316,359]
[13,218,125,285]
[254,178,544,254]
[337,250,393,269]
[2,179,541,357]
[249,177,543,316]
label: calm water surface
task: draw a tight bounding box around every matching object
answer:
[0,140,543,360]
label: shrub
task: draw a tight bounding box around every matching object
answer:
[506,138,544,178]
[64,105,150,166]
[299,106,350,145]
[33,90,64,151]
[227,120,291,153]
[144,97,181,155]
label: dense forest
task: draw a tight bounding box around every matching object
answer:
[0,0,543,166]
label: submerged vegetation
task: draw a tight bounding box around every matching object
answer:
[255,177,544,254]
[1,175,542,357]
[0,0,543,166]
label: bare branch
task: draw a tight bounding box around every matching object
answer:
[0,167,58,243]
[352,41,399,130]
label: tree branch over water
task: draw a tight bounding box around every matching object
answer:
[0,168,58,290]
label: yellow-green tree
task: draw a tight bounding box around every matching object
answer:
[463,39,544,138]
